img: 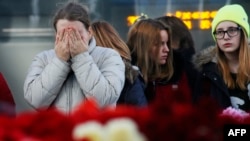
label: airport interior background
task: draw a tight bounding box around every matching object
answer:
[0,0,249,114]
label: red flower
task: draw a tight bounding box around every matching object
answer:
[15,108,74,141]
[0,86,248,141]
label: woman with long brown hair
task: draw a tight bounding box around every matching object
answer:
[91,20,147,106]
[193,4,250,112]
[127,18,192,103]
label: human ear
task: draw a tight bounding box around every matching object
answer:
[87,27,93,39]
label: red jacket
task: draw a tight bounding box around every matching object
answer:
[0,72,15,116]
[145,72,192,104]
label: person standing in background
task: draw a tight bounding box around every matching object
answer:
[23,1,125,115]
[90,20,147,106]
[156,15,197,96]
[127,18,192,103]
[193,4,250,112]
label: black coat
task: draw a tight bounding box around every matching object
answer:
[192,46,231,108]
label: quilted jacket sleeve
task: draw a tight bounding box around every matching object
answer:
[23,50,71,109]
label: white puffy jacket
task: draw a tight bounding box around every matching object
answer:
[24,38,125,115]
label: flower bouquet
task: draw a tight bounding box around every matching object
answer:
[0,90,249,141]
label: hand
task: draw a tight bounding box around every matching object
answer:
[55,29,71,61]
[68,28,88,58]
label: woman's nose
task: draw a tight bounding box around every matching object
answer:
[163,45,169,52]
[223,32,231,39]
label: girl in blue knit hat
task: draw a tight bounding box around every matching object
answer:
[192,4,250,113]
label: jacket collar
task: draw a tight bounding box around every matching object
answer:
[88,37,97,53]
[192,46,217,71]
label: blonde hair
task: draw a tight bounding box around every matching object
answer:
[127,19,174,83]
[91,20,131,61]
[217,30,250,89]
[91,20,138,83]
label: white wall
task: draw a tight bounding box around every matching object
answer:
[0,41,53,114]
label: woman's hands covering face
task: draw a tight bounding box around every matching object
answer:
[68,28,88,58]
[55,28,88,61]
[55,29,71,61]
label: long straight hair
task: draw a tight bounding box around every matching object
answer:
[91,20,139,83]
[127,19,174,83]
[91,20,131,61]
[217,30,250,89]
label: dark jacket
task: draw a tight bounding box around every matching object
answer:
[117,61,147,106]
[145,50,195,103]
[118,73,147,106]
[173,48,197,93]
[192,46,231,108]
[145,71,191,104]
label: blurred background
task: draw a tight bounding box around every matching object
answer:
[0,0,249,114]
